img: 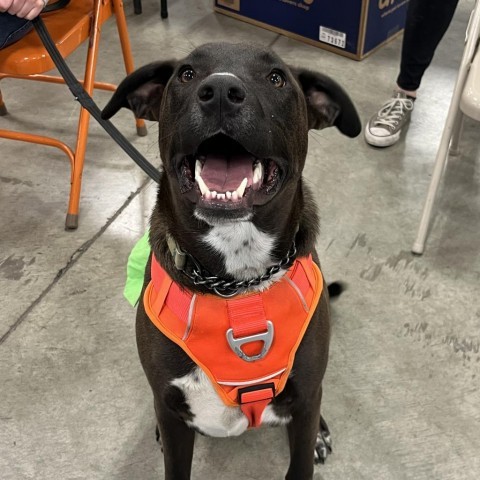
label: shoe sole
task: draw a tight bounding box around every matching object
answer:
[364,126,401,147]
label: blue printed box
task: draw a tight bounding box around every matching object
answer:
[214,0,409,60]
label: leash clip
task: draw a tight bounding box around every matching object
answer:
[166,234,187,270]
[226,321,274,362]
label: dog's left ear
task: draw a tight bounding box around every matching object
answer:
[292,68,361,137]
[101,61,176,121]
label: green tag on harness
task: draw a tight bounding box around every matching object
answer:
[124,231,151,307]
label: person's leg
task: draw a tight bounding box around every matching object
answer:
[365,0,459,147]
[397,0,460,95]
[0,12,33,50]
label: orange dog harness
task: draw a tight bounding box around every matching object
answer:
[144,254,323,428]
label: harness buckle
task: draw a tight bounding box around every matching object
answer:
[226,320,274,362]
[238,383,275,404]
[238,383,275,428]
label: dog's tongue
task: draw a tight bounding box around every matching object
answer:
[200,154,254,192]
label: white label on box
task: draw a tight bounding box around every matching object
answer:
[319,26,346,49]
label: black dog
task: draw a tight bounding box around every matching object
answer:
[103,43,360,480]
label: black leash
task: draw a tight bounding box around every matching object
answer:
[31,15,161,184]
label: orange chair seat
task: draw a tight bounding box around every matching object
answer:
[0,0,113,75]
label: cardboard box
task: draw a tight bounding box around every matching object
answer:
[214,0,410,60]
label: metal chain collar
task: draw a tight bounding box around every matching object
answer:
[180,242,298,298]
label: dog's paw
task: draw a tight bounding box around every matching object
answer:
[314,416,332,465]
[155,425,164,452]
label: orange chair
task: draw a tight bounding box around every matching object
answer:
[0,0,146,229]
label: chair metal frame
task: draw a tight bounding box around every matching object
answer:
[0,0,146,229]
[412,0,480,254]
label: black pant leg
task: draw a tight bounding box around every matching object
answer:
[397,0,460,91]
[0,12,33,50]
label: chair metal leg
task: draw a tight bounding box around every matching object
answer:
[133,0,142,14]
[161,0,168,18]
[65,213,79,229]
[412,1,480,255]
[411,122,454,255]
[0,72,116,91]
[66,0,104,230]
[113,0,147,136]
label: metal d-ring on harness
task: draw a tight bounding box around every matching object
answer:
[31,15,161,184]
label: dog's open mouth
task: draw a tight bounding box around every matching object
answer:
[178,134,283,210]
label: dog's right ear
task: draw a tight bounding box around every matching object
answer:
[101,61,176,121]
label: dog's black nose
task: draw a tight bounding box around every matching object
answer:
[197,74,246,115]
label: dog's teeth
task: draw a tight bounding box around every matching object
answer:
[196,173,209,196]
[211,191,217,199]
[226,191,232,200]
[205,190,212,200]
[253,162,263,185]
[218,193,225,200]
[195,160,202,177]
[232,191,238,201]
[236,178,248,198]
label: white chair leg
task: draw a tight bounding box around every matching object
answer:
[412,0,480,255]
[448,111,464,156]
[411,124,454,255]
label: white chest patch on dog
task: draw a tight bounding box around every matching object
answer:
[202,221,276,280]
[171,368,291,437]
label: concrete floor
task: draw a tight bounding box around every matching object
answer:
[1,0,479,479]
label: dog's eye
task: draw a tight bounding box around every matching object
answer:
[179,67,196,83]
[267,71,286,88]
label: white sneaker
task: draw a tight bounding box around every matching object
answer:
[364,92,415,147]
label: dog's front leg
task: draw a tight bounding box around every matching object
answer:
[155,398,195,480]
[285,397,322,480]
